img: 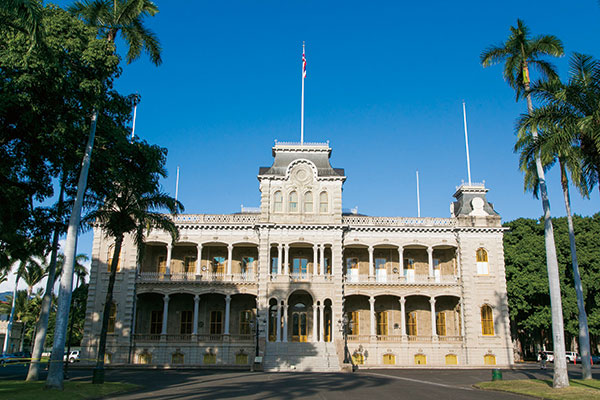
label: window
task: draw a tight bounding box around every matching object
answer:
[319,191,328,213]
[476,248,489,274]
[138,352,152,364]
[210,310,223,334]
[289,191,298,212]
[481,305,494,336]
[203,354,216,364]
[292,258,308,277]
[212,256,225,274]
[383,354,395,365]
[180,310,192,334]
[271,256,278,275]
[158,256,166,274]
[107,303,117,334]
[184,256,196,273]
[349,311,359,335]
[484,354,496,365]
[407,311,417,336]
[304,191,313,212]
[445,354,458,365]
[236,353,248,364]
[433,258,440,270]
[104,353,112,364]
[242,257,254,275]
[240,310,252,335]
[107,245,121,272]
[404,258,415,269]
[436,312,446,336]
[414,354,426,365]
[274,191,283,212]
[172,352,184,364]
[376,311,388,336]
[150,310,163,334]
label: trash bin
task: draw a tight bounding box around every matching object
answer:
[492,368,502,381]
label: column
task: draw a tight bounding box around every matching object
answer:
[277,244,283,275]
[284,244,290,275]
[196,244,203,275]
[161,294,170,335]
[165,244,173,275]
[459,297,465,338]
[319,304,325,342]
[265,306,270,341]
[427,247,434,277]
[193,295,200,335]
[276,303,282,342]
[368,246,374,279]
[320,245,325,275]
[313,244,319,277]
[282,303,289,342]
[399,296,406,337]
[331,305,335,341]
[312,304,318,342]
[455,248,461,276]
[430,297,437,339]
[224,295,231,335]
[227,244,233,276]
[398,246,404,277]
[369,296,376,336]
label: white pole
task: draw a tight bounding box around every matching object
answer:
[301,42,306,144]
[462,101,472,185]
[131,103,137,141]
[416,170,421,218]
[175,166,180,202]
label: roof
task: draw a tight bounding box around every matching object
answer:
[258,142,345,178]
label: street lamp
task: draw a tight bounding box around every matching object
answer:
[338,314,354,364]
[250,317,265,372]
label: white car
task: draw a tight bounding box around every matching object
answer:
[565,352,579,363]
[63,350,80,363]
[537,351,554,362]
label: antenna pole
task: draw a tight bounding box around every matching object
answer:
[175,166,180,202]
[462,101,472,185]
[416,170,421,218]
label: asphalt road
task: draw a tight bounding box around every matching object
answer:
[1,363,599,399]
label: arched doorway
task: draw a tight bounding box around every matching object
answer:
[288,290,314,343]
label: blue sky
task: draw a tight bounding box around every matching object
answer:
[3,1,600,292]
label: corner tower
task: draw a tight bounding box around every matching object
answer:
[258,141,346,224]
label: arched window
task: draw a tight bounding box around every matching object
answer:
[319,191,328,213]
[484,354,496,365]
[289,191,298,212]
[107,245,121,272]
[476,248,489,275]
[107,302,117,334]
[445,354,458,365]
[273,191,283,212]
[407,311,417,336]
[304,191,313,213]
[481,305,494,336]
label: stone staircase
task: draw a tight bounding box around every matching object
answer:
[263,342,340,372]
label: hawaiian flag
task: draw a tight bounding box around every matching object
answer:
[302,47,307,78]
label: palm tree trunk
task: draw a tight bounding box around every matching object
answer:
[2,273,20,355]
[92,234,123,384]
[559,160,593,379]
[525,87,569,388]
[46,110,97,390]
[27,176,65,381]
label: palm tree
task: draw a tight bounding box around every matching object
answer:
[0,0,43,48]
[515,54,598,380]
[46,0,162,390]
[53,254,89,287]
[481,19,570,388]
[86,176,181,383]
[21,261,46,298]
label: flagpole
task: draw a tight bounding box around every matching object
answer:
[301,41,305,144]
[416,170,421,218]
[462,101,472,185]
[131,94,140,142]
[175,166,180,202]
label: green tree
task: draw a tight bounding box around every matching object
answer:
[481,19,569,388]
[85,140,182,384]
[47,1,162,389]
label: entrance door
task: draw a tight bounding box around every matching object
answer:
[324,309,332,342]
[291,312,308,342]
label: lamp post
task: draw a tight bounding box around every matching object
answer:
[338,314,353,364]
[250,317,265,372]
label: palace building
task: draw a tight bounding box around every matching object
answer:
[81,141,514,371]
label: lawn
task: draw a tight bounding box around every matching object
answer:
[476,379,600,400]
[0,380,139,400]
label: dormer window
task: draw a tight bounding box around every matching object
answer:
[304,191,313,212]
[274,191,283,212]
[319,191,328,213]
[289,191,298,212]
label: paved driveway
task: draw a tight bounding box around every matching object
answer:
[1,364,598,399]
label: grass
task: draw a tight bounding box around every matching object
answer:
[0,380,139,400]
[476,379,600,400]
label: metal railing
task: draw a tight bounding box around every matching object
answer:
[342,216,455,227]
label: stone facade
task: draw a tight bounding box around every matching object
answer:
[81,141,514,369]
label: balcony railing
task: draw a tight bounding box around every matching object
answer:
[269,273,334,282]
[346,335,463,343]
[134,333,243,343]
[344,274,459,284]
[138,272,258,283]
[438,335,463,342]
[343,216,455,227]
[172,214,260,224]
